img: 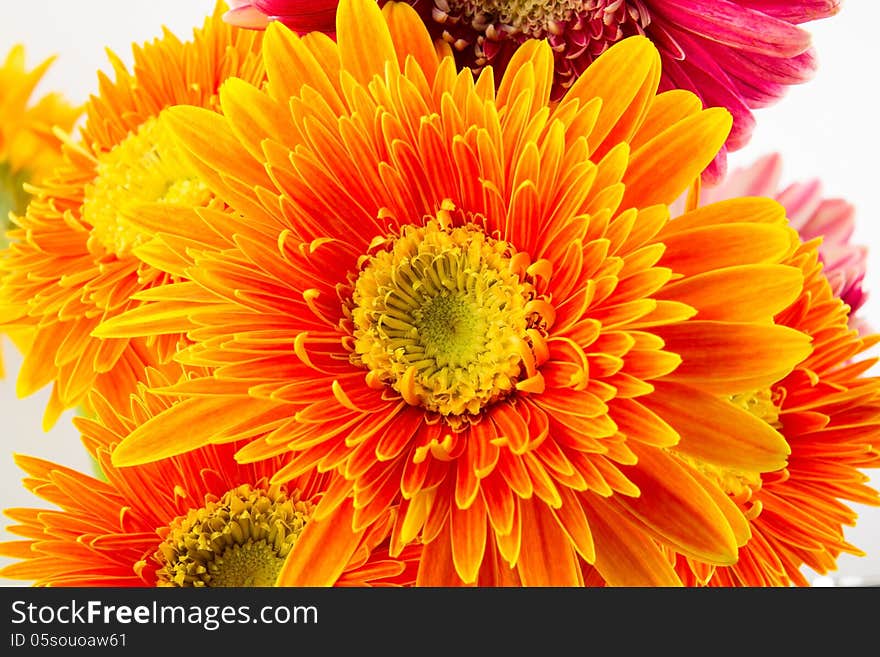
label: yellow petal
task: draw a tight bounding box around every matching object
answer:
[565,35,660,159]
[164,105,272,192]
[219,76,299,161]
[655,321,813,395]
[648,381,791,473]
[622,107,732,210]
[337,0,398,86]
[656,264,804,321]
[264,24,343,111]
[110,397,277,466]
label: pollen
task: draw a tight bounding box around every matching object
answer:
[154,483,314,587]
[82,113,212,258]
[729,388,782,430]
[349,207,549,422]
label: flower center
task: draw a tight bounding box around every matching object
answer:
[82,114,212,258]
[350,207,546,421]
[154,484,313,587]
[442,0,648,40]
[445,0,581,38]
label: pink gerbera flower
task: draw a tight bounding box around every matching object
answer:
[225,0,841,183]
[701,152,869,332]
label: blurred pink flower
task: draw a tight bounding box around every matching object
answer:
[223,0,336,33]
[702,152,869,332]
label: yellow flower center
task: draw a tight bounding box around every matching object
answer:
[154,484,313,588]
[446,0,583,37]
[82,114,212,257]
[350,206,546,422]
[729,388,782,429]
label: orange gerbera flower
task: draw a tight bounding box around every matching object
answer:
[0,2,265,428]
[0,362,419,587]
[656,237,880,587]
[98,0,814,585]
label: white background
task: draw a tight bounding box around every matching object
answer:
[1,1,878,586]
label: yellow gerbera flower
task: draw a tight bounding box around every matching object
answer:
[0,45,81,376]
[0,45,80,224]
[98,0,814,585]
[0,361,420,587]
[0,2,265,428]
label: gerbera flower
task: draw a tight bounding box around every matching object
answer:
[222,0,841,183]
[660,237,880,587]
[0,45,80,228]
[98,0,814,586]
[0,362,419,587]
[0,1,265,429]
[701,152,869,333]
[0,45,81,377]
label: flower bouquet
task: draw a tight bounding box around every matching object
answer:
[0,0,877,588]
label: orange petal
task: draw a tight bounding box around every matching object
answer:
[621,107,732,210]
[614,443,740,565]
[655,321,812,395]
[450,499,488,584]
[565,35,660,159]
[110,397,278,466]
[657,223,794,278]
[582,494,683,586]
[415,520,473,586]
[630,89,703,152]
[659,197,788,235]
[337,0,398,85]
[276,496,365,586]
[515,498,583,586]
[648,381,791,473]
[607,397,679,447]
[382,0,440,80]
[656,264,803,321]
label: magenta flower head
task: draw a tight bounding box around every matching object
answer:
[702,153,869,332]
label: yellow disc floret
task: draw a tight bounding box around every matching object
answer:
[82,114,211,257]
[155,483,313,587]
[350,207,543,420]
[445,0,584,37]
